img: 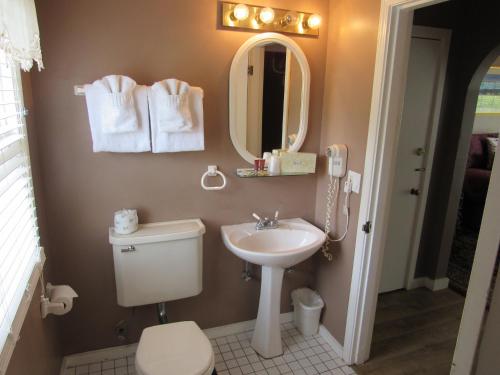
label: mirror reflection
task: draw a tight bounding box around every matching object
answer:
[242,43,303,158]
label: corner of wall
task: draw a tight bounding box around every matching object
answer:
[312,0,381,345]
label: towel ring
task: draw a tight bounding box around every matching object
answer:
[201,165,227,191]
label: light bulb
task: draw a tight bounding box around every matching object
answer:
[233,4,249,21]
[259,7,275,24]
[306,14,321,29]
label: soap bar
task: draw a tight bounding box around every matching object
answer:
[280,152,317,174]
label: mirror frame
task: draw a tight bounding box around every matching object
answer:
[229,32,311,164]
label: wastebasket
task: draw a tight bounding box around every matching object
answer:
[291,288,324,336]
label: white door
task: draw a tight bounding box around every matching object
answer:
[379,29,449,293]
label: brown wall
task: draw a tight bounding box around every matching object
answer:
[313,0,380,343]
[6,285,62,375]
[30,0,329,355]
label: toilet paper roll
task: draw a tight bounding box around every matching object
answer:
[114,209,138,234]
[46,284,78,316]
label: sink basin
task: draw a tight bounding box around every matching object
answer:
[221,218,326,268]
[221,218,326,358]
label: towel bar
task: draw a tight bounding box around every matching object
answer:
[74,85,85,96]
[201,165,227,191]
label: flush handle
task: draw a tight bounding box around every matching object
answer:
[121,245,136,253]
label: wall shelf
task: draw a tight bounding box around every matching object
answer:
[236,168,312,178]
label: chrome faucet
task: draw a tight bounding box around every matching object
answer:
[253,211,279,230]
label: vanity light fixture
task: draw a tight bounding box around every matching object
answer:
[221,2,321,36]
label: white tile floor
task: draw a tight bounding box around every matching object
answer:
[212,322,356,375]
[61,322,357,375]
[62,356,135,375]
[61,344,137,375]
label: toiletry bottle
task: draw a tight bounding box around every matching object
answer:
[263,152,272,168]
[269,150,281,176]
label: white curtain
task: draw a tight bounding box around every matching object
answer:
[0,0,43,71]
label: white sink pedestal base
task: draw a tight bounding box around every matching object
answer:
[251,266,285,358]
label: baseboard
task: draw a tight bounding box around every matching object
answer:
[203,312,294,339]
[318,324,344,359]
[409,277,449,291]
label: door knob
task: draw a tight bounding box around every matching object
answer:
[410,188,420,196]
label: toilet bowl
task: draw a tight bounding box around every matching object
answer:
[109,220,212,375]
[135,321,214,375]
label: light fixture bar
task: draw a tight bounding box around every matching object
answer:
[221,2,320,37]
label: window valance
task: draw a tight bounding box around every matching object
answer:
[0,0,43,71]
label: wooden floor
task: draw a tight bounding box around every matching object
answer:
[354,288,465,375]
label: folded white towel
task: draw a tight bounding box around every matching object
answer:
[93,75,138,133]
[149,86,204,153]
[150,79,193,132]
[84,76,151,153]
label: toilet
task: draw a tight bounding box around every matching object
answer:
[109,219,214,375]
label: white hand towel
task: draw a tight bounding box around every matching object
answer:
[149,86,204,153]
[93,75,138,133]
[84,76,151,153]
[150,79,193,132]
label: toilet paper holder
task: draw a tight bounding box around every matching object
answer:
[41,283,78,318]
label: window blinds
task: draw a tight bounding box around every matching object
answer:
[0,48,42,368]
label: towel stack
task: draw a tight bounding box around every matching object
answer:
[84,76,150,152]
[84,76,204,153]
[148,79,204,153]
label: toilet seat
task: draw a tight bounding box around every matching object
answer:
[136,321,214,375]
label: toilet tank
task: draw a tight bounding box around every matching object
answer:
[109,219,205,307]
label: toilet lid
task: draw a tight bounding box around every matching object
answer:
[136,321,214,375]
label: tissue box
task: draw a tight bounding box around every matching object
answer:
[280,152,317,174]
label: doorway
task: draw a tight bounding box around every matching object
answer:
[446,58,500,295]
[356,20,464,375]
[379,26,450,293]
[361,51,500,375]
[343,0,500,373]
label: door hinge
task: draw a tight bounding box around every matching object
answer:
[248,65,254,75]
[362,221,371,234]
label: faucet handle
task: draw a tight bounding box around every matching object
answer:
[274,211,279,220]
[252,213,262,221]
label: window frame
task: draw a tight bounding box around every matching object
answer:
[0,50,45,375]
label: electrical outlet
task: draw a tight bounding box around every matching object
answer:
[345,170,362,194]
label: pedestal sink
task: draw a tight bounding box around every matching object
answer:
[221,218,326,358]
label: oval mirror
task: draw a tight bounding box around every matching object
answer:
[229,33,311,164]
